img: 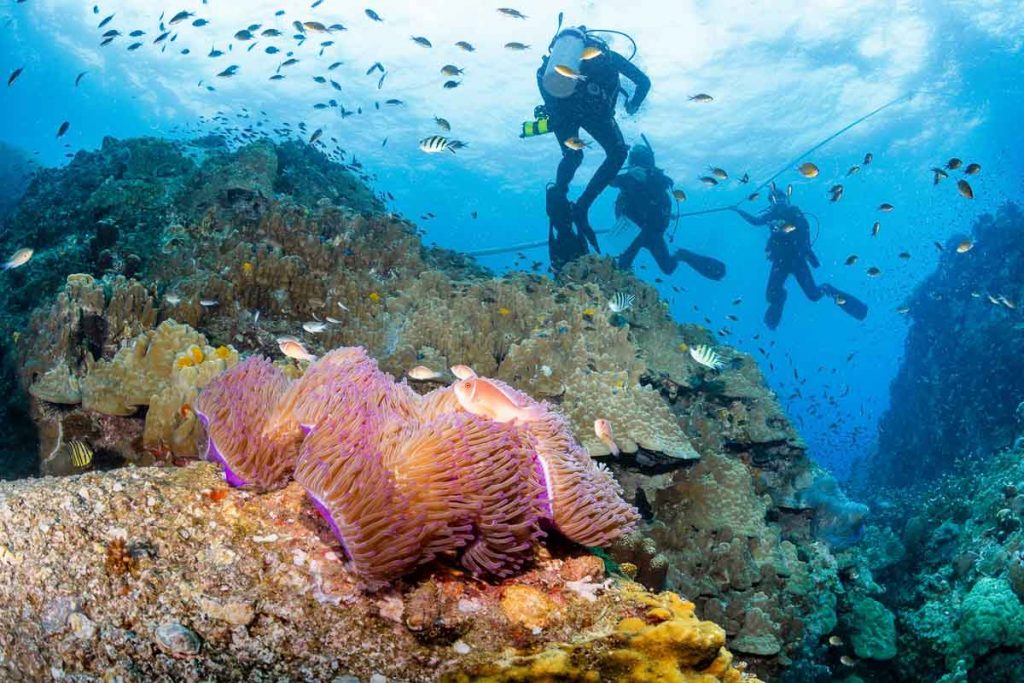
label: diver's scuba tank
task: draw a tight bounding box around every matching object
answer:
[520,105,552,138]
[541,26,587,98]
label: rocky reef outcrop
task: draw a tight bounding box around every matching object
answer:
[868,202,1024,487]
[0,463,757,682]
[0,135,869,679]
[843,440,1024,681]
[844,202,1024,682]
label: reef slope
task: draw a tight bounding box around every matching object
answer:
[0,462,755,682]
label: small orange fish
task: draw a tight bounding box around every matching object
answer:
[450,364,477,380]
[3,247,33,270]
[277,336,316,362]
[453,377,544,423]
[179,403,194,419]
[593,418,620,456]
[407,365,441,381]
[797,162,819,178]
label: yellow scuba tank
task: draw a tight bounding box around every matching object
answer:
[520,105,552,138]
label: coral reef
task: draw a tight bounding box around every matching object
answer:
[0,136,859,677]
[868,203,1024,487]
[0,463,755,682]
[844,442,1024,681]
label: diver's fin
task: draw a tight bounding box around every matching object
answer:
[822,285,868,320]
[675,248,726,281]
[572,203,601,254]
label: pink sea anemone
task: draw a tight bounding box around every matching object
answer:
[194,356,304,491]
[198,346,637,584]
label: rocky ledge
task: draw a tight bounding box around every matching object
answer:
[0,463,757,682]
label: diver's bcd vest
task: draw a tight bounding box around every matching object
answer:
[614,168,672,232]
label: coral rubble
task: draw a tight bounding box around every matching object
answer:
[0,463,755,682]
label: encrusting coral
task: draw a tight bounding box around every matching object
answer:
[453,586,760,682]
[197,345,639,583]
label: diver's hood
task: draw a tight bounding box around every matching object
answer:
[768,188,788,205]
[628,144,654,169]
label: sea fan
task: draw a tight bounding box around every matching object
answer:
[689,344,725,371]
[195,356,304,490]
[607,291,636,313]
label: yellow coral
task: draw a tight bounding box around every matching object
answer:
[453,584,758,683]
[500,585,558,631]
[189,345,205,365]
[214,345,232,360]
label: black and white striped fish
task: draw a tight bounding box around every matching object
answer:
[419,135,457,154]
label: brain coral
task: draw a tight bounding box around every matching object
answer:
[197,346,639,584]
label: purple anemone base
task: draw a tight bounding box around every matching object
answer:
[196,407,248,488]
[307,492,352,561]
[206,435,248,488]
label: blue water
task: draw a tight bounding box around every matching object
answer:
[2,0,1022,480]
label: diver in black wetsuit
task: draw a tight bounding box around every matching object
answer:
[611,143,726,280]
[731,187,868,329]
[538,27,650,266]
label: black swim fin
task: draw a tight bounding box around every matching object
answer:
[676,248,726,281]
[572,202,601,254]
[821,284,868,320]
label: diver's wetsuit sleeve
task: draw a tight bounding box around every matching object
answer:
[610,52,650,110]
[733,208,770,226]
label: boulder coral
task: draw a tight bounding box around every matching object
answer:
[196,345,639,583]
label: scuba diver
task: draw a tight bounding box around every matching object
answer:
[536,23,650,270]
[611,141,726,280]
[731,187,868,329]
